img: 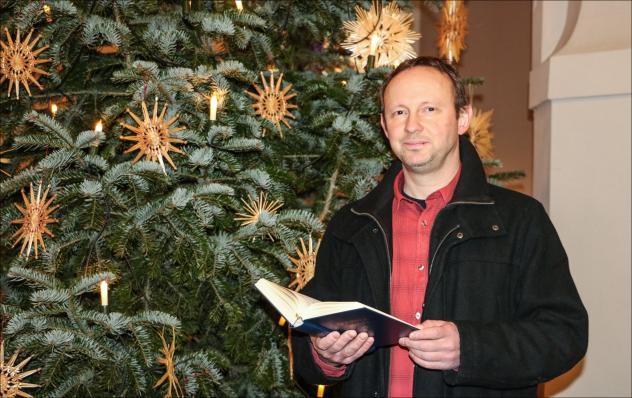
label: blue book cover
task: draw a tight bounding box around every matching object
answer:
[255,278,417,347]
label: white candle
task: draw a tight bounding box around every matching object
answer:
[235,0,243,12]
[95,120,103,133]
[369,34,380,57]
[100,280,108,306]
[210,93,218,121]
[50,103,58,118]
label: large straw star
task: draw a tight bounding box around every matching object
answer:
[119,97,187,174]
[0,27,51,99]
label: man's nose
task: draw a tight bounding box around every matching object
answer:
[405,111,423,133]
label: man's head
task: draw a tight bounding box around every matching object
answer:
[380,56,468,116]
[380,56,472,180]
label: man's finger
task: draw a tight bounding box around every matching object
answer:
[341,332,369,356]
[409,348,445,362]
[328,330,358,353]
[420,319,448,328]
[314,331,341,351]
[409,325,447,340]
[345,336,375,364]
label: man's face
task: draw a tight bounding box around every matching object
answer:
[381,66,471,176]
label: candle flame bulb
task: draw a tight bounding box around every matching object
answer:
[235,0,243,12]
[317,385,325,398]
[209,93,218,121]
[43,4,52,22]
[369,34,380,57]
[95,120,103,133]
[50,103,58,117]
[100,280,108,306]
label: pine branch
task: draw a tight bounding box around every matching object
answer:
[8,266,62,289]
[319,158,340,222]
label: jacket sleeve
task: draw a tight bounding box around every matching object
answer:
[291,211,357,385]
[445,201,588,388]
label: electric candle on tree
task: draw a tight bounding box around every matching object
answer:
[100,280,108,311]
[209,93,218,121]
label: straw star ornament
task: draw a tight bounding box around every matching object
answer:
[0,27,51,99]
[245,72,297,137]
[235,192,283,241]
[0,148,11,176]
[119,97,187,174]
[11,181,59,259]
[234,192,283,227]
[468,108,494,160]
[288,236,321,291]
[0,341,41,398]
[154,327,183,398]
[342,1,420,70]
[438,0,468,64]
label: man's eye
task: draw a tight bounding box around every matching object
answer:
[393,110,406,117]
[425,106,436,112]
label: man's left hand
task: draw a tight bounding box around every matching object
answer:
[398,320,460,370]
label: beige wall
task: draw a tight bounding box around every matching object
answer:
[415,0,533,194]
[530,1,631,396]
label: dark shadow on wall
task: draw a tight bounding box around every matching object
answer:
[539,358,586,397]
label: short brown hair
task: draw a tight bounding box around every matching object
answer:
[380,56,468,116]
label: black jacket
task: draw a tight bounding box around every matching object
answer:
[292,137,588,397]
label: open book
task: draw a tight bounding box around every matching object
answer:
[255,278,417,347]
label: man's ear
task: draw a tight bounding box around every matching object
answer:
[381,113,390,139]
[457,105,473,135]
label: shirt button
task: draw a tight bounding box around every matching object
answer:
[415,312,421,320]
[418,264,425,271]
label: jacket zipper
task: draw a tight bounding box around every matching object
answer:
[350,208,390,398]
[428,224,460,276]
[350,208,392,275]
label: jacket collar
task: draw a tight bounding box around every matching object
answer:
[352,135,493,218]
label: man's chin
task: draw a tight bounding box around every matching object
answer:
[402,159,433,171]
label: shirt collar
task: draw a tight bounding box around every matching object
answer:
[393,164,462,207]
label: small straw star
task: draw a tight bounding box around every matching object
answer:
[11,181,59,259]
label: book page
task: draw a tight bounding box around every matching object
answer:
[255,278,321,325]
[303,301,364,319]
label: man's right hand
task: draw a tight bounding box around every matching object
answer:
[310,330,375,366]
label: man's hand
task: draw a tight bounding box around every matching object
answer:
[398,320,460,370]
[310,330,375,366]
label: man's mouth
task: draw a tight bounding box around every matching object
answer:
[403,140,429,149]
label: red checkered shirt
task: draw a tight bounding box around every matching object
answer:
[389,166,460,397]
[311,166,461,396]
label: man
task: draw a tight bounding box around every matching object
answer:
[292,56,588,397]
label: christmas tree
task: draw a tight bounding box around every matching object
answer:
[0,1,421,396]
